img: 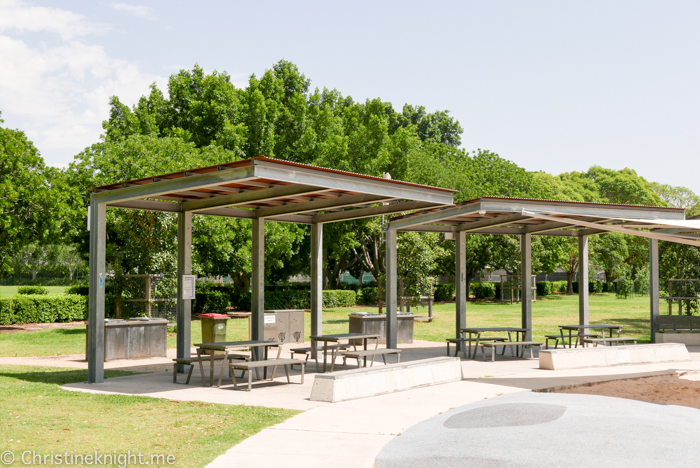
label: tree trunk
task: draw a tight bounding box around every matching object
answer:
[566,270,575,295]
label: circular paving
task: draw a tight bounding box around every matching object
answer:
[375,391,700,468]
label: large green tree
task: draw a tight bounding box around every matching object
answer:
[0,112,68,275]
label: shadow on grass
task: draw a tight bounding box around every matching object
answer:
[0,367,137,386]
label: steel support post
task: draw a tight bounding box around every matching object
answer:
[455,230,467,351]
[578,234,589,326]
[649,238,660,343]
[385,229,398,349]
[87,201,106,383]
[176,211,192,372]
[251,218,265,359]
[310,223,323,358]
[521,233,532,341]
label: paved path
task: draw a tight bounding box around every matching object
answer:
[375,391,700,468]
[21,341,700,467]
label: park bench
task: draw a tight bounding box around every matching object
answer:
[656,315,700,333]
[172,353,249,385]
[229,358,306,391]
[482,341,543,361]
[337,348,402,371]
[582,337,637,346]
[446,337,507,358]
[289,344,347,372]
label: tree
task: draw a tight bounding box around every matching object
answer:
[0,112,68,275]
[13,244,56,280]
[54,244,85,281]
[591,233,628,282]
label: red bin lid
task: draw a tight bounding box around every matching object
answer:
[198,313,228,318]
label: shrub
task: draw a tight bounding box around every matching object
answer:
[470,282,496,299]
[434,283,455,302]
[590,280,604,293]
[603,282,615,293]
[550,281,567,293]
[323,290,356,308]
[265,290,310,309]
[193,290,230,315]
[616,279,634,299]
[536,281,553,297]
[66,284,89,296]
[357,287,378,306]
[0,295,88,325]
[264,290,357,309]
[17,286,49,295]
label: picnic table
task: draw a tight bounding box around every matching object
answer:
[558,324,622,349]
[310,333,380,372]
[459,327,529,359]
[195,340,281,387]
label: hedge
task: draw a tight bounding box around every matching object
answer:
[470,282,496,299]
[434,283,455,302]
[536,281,553,297]
[0,295,88,325]
[17,286,49,295]
[193,286,357,313]
[66,284,89,296]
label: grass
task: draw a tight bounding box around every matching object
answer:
[0,293,653,358]
[0,286,68,297]
[0,366,298,467]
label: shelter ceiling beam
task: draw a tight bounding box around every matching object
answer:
[107,200,182,213]
[182,184,327,212]
[458,213,528,232]
[388,202,482,230]
[255,194,393,219]
[312,201,437,224]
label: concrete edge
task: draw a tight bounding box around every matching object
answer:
[532,369,680,393]
[313,357,461,380]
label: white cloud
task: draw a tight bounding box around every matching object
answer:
[0,1,166,166]
[0,0,107,40]
[112,3,154,19]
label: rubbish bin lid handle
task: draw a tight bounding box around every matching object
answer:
[198,313,228,317]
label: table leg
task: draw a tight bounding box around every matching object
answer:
[473,333,481,360]
[216,351,229,388]
[196,348,206,386]
[209,353,215,387]
[363,339,368,367]
[322,341,328,373]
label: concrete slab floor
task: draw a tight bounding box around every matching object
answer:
[13,341,700,468]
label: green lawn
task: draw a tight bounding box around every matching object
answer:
[0,285,68,297]
[0,293,652,357]
[0,366,298,467]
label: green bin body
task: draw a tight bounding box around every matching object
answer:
[200,314,229,350]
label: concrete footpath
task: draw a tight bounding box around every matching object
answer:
[14,341,700,468]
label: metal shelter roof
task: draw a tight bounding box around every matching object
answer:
[388,196,700,247]
[90,156,456,223]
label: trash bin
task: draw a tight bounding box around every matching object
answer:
[199,313,229,346]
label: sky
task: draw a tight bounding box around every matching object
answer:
[1,0,699,195]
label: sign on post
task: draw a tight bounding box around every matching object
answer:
[182,275,196,300]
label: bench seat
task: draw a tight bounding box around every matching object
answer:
[229,358,306,391]
[446,337,507,358]
[546,333,602,349]
[290,344,347,372]
[173,353,249,385]
[339,348,401,370]
[482,341,543,361]
[582,337,637,346]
